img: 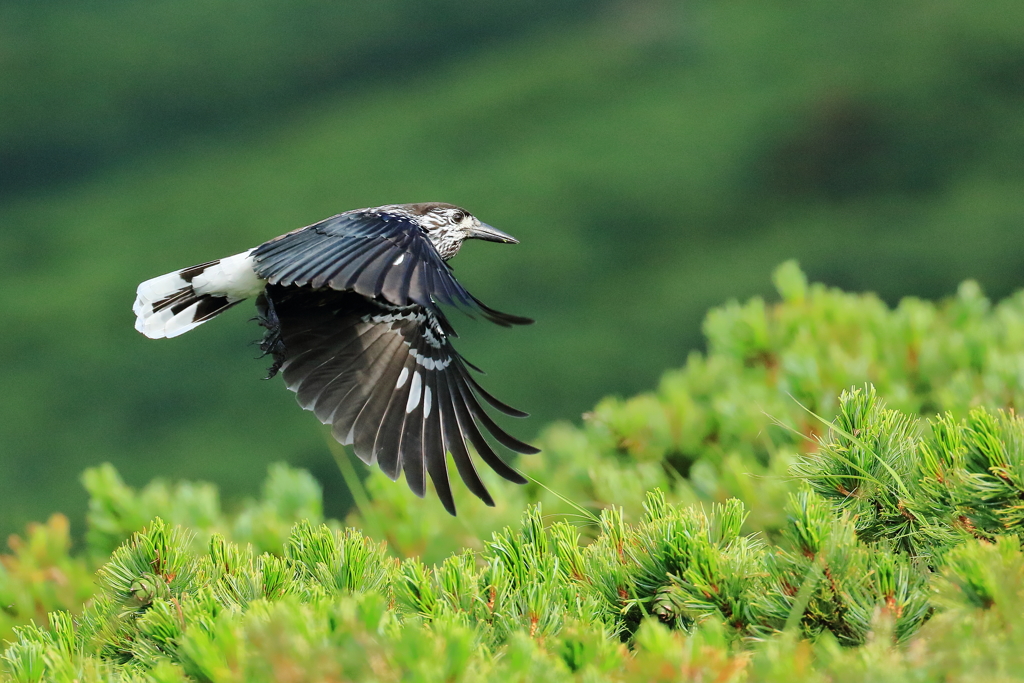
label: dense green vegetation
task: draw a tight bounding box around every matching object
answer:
[2,0,1024,549]
[8,266,1024,680]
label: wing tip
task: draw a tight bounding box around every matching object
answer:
[505,470,529,485]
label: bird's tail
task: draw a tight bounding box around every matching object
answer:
[134,260,244,339]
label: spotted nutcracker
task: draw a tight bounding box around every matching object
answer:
[133,203,536,514]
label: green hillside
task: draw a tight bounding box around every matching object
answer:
[2,0,1024,537]
[0,0,605,193]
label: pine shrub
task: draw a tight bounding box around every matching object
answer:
[6,262,1024,681]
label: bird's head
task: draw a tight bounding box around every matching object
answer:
[399,203,519,260]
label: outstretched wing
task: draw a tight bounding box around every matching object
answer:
[262,285,537,514]
[251,209,531,327]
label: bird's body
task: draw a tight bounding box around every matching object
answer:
[133,203,536,514]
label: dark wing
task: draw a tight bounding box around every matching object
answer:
[261,285,537,515]
[251,209,532,327]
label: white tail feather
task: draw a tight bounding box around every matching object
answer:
[133,250,265,339]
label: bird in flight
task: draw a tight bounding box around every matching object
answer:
[133,203,537,514]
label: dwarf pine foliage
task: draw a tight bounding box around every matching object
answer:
[7,262,1024,681]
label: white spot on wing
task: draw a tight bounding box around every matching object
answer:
[396,367,409,389]
[393,254,405,265]
[423,386,432,418]
[406,372,422,413]
[412,350,451,370]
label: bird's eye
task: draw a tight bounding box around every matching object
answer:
[451,210,466,222]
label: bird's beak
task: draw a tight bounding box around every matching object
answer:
[468,222,519,244]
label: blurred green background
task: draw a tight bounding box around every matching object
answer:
[1,0,1023,539]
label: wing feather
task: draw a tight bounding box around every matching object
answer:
[454,373,539,456]
[397,375,427,497]
[436,365,494,507]
[465,372,531,418]
[322,335,411,448]
[353,241,409,298]
[252,208,531,325]
[412,359,442,500]
[285,322,383,399]
[266,285,533,513]
[329,239,396,293]
[303,329,398,421]
[350,334,411,465]
[371,352,418,480]
[380,248,419,304]
[448,369,530,482]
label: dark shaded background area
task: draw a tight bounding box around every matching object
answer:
[1,0,1023,539]
[0,0,606,193]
